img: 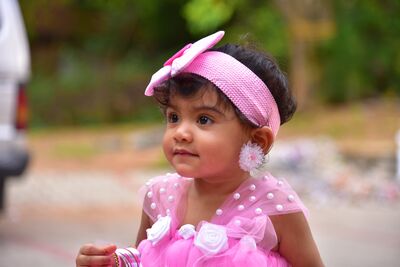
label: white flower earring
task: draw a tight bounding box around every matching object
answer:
[239,141,269,178]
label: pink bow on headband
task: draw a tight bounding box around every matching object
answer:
[144,31,225,96]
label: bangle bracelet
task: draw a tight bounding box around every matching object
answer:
[116,248,131,267]
[125,247,141,265]
[113,252,120,267]
[115,247,140,267]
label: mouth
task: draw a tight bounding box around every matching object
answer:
[173,148,198,157]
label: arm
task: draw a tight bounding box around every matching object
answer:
[135,209,152,247]
[271,212,324,267]
[76,210,150,267]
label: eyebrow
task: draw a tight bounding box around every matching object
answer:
[193,105,226,116]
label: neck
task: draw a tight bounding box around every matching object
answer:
[192,172,249,197]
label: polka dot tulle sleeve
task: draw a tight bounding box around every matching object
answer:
[139,173,190,224]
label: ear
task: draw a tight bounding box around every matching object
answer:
[250,126,274,154]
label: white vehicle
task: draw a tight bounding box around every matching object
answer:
[0,0,30,211]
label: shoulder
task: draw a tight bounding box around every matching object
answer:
[139,172,190,222]
[218,174,307,224]
[248,174,308,216]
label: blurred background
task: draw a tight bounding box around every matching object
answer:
[0,0,399,266]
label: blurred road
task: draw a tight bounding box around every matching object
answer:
[1,169,400,267]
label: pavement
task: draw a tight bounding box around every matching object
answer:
[1,168,399,267]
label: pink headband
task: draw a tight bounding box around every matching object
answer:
[144,31,281,136]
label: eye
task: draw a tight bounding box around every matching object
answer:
[167,112,179,123]
[198,115,213,125]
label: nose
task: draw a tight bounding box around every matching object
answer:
[173,121,193,143]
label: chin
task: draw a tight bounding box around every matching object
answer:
[173,165,196,178]
[170,159,198,176]
[175,170,195,178]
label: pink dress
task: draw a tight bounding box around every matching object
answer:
[137,172,307,266]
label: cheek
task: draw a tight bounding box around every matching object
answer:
[225,134,247,159]
[206,136,242,160]
[162,132,172,158]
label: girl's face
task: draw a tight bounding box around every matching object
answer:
[162,88,250,182]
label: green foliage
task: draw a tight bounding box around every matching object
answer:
[225,1,289,64]
[316,0,400,103]
[182,0,289,61]
[183,0,239,34]
[20,0,188,126]
[20,0,292,126]
[28,50,156,127]
[18,0,399,127]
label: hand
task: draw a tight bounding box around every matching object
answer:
[76,243,117,267]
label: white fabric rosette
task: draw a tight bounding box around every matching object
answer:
[194,223,229,255]
[178,224,196,240]
[146,215,171,246]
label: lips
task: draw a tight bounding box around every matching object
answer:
[173,148,198,157]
